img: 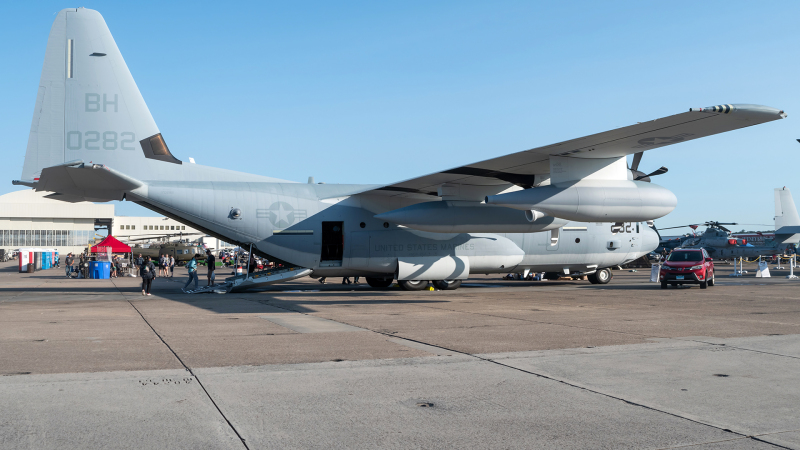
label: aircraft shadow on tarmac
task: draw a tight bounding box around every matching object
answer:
[0,286,126,294]
[162,292,451,315]
[158,279,671,315]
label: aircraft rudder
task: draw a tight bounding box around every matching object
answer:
[775,187,800,229]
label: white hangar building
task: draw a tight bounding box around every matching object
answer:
[0,189,206,255]
[0,190,112,255]
[111,216,202,242]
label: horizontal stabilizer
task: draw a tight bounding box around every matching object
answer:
[774,226,800,244]
[43,192,95,203]
[15,162,144,202]
[775,226,800,235]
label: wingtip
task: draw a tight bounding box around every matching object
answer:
[690,104,786,119]
[12,179,38,188]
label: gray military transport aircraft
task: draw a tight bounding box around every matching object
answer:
[12,8,788,291]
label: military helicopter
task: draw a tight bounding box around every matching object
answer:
[123,232,205,265]
[656,221,771,259]
[656,198,800,261]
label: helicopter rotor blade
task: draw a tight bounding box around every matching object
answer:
[121,232,205,242]
[657,224,701,231]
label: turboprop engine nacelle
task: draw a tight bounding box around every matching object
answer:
[375,201,567,233]
[485,180,677,222]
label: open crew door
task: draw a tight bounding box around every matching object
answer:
[320,222,344,267]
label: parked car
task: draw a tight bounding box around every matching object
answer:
[659,248,714,289]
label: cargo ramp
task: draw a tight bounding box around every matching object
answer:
[184,266,312,294]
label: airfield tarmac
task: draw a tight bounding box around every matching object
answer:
[1,260,799,449]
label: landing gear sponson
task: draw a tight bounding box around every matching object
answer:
[366,269,612,290]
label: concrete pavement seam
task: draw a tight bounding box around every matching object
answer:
[369,297,800,363]
[114,277,250,450]
[384,334,793,450]
[652,436,774,449]
[675,338,800,361]
[248,298,790,449]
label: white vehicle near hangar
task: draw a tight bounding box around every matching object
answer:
[12,8,788,291]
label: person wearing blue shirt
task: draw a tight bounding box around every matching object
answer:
[182,255,199,292]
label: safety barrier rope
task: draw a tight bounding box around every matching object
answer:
[741,256,793,263]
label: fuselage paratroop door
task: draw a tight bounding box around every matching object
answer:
[320,221,344,267]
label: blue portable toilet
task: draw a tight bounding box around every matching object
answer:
[89,261,111,279]
[42,252,50,270]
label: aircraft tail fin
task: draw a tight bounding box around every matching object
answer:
[773,187,800,244]
[20,8,179,183]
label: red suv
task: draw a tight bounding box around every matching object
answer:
[660,248,714,289]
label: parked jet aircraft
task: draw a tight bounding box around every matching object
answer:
[658,188,800,260]
[12,9,788,290]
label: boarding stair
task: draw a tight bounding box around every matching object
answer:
[183,266,312,294]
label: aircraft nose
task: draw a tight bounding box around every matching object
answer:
[642,225,659,253]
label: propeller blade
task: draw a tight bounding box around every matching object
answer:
[634,166,668,181]
[647,220,662,240]
[630,152,643,172]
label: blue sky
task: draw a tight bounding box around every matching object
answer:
[1,1,798,232]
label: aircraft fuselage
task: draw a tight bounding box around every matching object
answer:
[129,181,658,278]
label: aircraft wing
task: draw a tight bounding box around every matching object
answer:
[360,104,785,200]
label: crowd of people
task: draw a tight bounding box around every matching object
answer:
[216,249,271,271]
[59,247,278,294]
[63,252,86,278]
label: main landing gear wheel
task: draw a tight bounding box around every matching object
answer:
[365,277,393,288]
[398,280,428,291]
[432,280,462,290]
[588,268,612,285]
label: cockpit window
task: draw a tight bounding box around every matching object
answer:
[667,251,703,262]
